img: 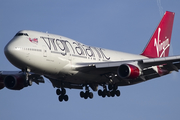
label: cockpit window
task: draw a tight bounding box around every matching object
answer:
[15,33,29,36]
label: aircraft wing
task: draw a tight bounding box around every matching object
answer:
[77,55,180,68]
[75,55,180,80]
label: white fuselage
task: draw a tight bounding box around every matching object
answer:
[4,30,147,84]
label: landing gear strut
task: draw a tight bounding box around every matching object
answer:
[23,68,32,87]
[56,88,69,102]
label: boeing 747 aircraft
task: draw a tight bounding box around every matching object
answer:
[1,11,179,102]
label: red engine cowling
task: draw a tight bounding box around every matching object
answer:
[0,76,4,90]
[4,75,25,90]
[117,64,141,79]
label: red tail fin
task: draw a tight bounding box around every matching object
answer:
[141,11,175,58]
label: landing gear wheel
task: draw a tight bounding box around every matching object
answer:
[98,89,102,96]
[80,91,84,98]
[108,84,113,90]
[102,90,106,98]
[89,92,93,99]
[58,95,63,102]
[115,90,120,97]
[107,91,111,97]
[56,89,61,95]
[84,93,88,99]
[85,91,89,98]
[102,93,106,98]
[27,79,32,86]
[64,95,69,101]
[110,91,115,97]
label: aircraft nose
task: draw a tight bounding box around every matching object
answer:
[4,39,23,68]
[4,41,17,61]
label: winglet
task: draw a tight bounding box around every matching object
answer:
[141,11,175,58]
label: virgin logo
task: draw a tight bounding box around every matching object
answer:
[154,28,170,57]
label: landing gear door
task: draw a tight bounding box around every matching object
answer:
[42,45,47,57]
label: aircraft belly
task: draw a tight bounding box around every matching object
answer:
[46,71,107,85]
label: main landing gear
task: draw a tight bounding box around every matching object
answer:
[55,84,120,102]
[98,84,120,98]
[80,84,120,100]
[80,85,93,99]
[56,88,69,102]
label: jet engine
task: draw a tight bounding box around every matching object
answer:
[0,76,4,90]
[117,64,141,79]
[4,75,26,90]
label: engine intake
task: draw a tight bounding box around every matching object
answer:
[4,75,25,90]
[118,64,141,79]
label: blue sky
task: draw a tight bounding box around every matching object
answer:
[1,1,180,120]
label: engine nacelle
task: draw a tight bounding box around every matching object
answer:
[0,76,4,90]
[4,75,25,90]
[117,64,141,79]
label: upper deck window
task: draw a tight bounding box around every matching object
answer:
[15,33,29,36]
